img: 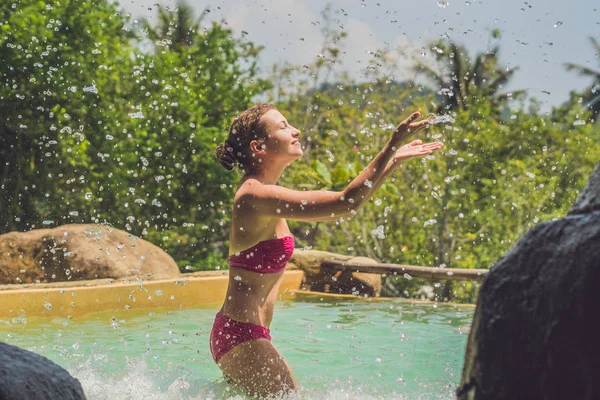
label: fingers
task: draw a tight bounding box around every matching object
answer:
[396,112,422,131]
[415,142,443,150]
[403,111,421,125]
[410,119,432,130]
[393,140,443,162]
[417,142,444,154]
[399,141,443,154]
[422,141,443,149]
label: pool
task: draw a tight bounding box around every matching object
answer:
[0,298,473,399]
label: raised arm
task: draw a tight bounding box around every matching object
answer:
[361,139,445,204]
[238,112,432,222]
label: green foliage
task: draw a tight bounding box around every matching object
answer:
[1,1,598,302]
[274,46,599,302]
[270,23,599,302]
[0,0,131,232]
[0,0,269,271]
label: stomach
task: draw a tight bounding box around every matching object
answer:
[219,267,285,327]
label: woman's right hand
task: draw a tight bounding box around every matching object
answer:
[391,111,431,145]
[393,139,444,163]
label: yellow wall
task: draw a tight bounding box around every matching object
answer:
[0,270,305,320]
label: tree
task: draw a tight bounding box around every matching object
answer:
[141,1,205,52]
[414,35,525,115]
[276,64,599,302]
[0,0,132,233]
[565,37,600,119]
[0,0,270,272]
[94,21,269,269]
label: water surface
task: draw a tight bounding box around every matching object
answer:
[1,298,473,399]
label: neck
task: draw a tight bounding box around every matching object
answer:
[246,160,288,185]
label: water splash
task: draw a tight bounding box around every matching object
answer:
[71,359,451,400]
[428,114,455,125]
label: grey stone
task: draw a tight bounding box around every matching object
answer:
[458,163,600,400]
[0,224,180,284]
[0,342,86,399]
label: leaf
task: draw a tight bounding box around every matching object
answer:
[315,160,332,186]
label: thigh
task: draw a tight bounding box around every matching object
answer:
[218,338,297,399]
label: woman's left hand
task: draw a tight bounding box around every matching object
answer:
[393,140,444,163]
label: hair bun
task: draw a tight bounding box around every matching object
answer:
[215,143,237,171]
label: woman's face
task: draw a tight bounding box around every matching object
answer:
[259,109,303,163]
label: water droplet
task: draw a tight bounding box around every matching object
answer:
[323,150,334,163]
[444,175,459,184]
[128,111,145,119]
[423,219,437,227]
[437,1,450,8]
[428,114,455,124]
[83,85,98,94]
[573,120,586,126]
[371,225,385,239]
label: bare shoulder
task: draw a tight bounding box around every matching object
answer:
[230,180,281,248]
[234,178,263,206]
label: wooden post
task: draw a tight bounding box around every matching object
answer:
[321,261,487,281]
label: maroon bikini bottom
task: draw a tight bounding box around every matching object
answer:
[209,312,271,363]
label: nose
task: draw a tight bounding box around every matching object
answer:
[292,127,301,137]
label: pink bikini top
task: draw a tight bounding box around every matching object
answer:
[228,236,295,274]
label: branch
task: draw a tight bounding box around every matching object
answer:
[321,261,488,281]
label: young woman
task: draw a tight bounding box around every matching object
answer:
[212,104,443,398]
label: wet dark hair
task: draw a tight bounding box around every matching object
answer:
[215,103,277,171]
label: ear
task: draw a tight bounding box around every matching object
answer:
[249,139,267,155]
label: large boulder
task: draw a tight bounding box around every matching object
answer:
[290,250,381,296]
[458,163,600,400]
[0,342,85,399]
[0,224,180,284]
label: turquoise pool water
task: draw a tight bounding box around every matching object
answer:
[1,298,473,399]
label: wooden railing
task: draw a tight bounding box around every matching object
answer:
[321,261,488,281]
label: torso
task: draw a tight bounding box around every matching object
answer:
[219,186,293,327]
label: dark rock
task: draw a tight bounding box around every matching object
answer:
[458,162,600,400]
[569,162,600,215]
[0,342,85,399]
[290,250,381,295]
